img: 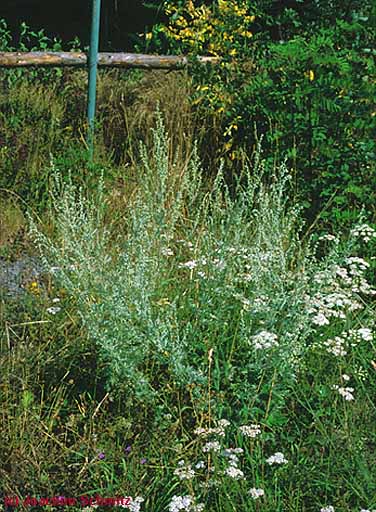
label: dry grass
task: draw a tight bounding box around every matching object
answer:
[0,195,26,252]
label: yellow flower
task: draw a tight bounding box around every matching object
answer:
[239,30,253,38]
[187,0,195,14]
[27,281,40,295]
[308,70,315,81]
[176,17,188,28]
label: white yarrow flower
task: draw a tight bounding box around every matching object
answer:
[168,496,204,512]
[179,260,198,270]
[249,488,265,499]
[222,447,244,455]
[174,463,195,480]
[126,497,144,512]
[224,466,245,479]
[312,313,330,326]
[333,385,355,401]
[239,424,261,438]
[252,331,279,350]
[357,328,373,341]
[318,234,337,242]
[218,419,231,428]
[168,496,192,512]
[324,337,347,357]
[350,223,376,242]
[266,452,288,465]
[202,441,221,453]
[46,306,61,315]
[161,247,174,257]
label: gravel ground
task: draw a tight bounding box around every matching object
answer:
[0,256,45,298]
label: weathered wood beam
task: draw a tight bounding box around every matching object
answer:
[0,51,219,69]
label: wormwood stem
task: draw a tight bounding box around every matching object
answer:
[206,347,214,484]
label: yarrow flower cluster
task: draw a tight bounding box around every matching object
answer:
[249,488,265,499]
[312,312,330,326]
[224,465,245,479]
[239,424,261,438]
[161,247,174,257]
[251,331,279,350]
[174,460,196,480]
[350,223,376,243]
[320,506,335,512]
[318,233,338,242]
[194,419,230,438]
[345,258,376,295]
[47,306,61,315]
[126,497,144,512]
[222,447,243,467]
[308,288,363,325]
[308,255,375,328]
[202,441,221,453]
[323,336,347,357]
[168,495,204,512]
[266,452,288,465]
[322,328,373,358]
[346,256,370,273]
[179,260,198,270]
[348,327,373,343]
[218,418,231,428]
[333,385,355,401]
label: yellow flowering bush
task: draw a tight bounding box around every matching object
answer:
[145,1,257,160]
[150,0,255,57]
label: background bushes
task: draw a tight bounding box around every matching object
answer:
[145,0,376,228]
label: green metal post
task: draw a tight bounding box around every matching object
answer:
[87,0,102,159]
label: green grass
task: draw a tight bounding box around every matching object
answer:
[1,111,375,512]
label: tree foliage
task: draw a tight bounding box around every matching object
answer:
[144,0,376,226]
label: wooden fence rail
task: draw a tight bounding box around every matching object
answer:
[0,51,219,69]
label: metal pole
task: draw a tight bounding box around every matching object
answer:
[87,0,102,160]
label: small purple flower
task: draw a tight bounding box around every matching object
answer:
[140,458,147,464]
[124,445,132,455]
[98,452,105,460]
